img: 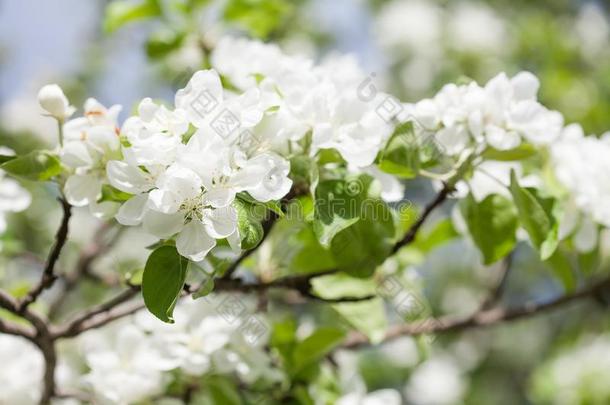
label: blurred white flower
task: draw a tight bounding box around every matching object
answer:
[532,335,610,405]
[80,323,172,404]
[448,3,508,54]
[0,335,43,405]
[337,389,402,405]
[404,356,467,405]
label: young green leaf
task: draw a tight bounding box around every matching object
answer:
[330,198,395,277]
[378,121,420,178]
[0,151,61,181]
[509,171,559,260]
[142,245,189,323]
[234,198,264,250]
[313,175,374,247]
[460,193,518,264]
[482,143,537,161]
[292,327,345,376]
[103,0,162,33]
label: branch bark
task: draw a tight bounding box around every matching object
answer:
[19,198,72,312]
[342,275,610,349]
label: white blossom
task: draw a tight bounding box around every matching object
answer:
[409,72,563,155]
[38,84,75,121]
[0,335,43,405]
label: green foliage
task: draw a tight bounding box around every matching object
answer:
[103,0,162,33]
[377,121,420,178]
[329,198,395,277]
[461,193,518,264]
[142,245,189,323]
[510,171,559,260]
[234,196,270,251]
[223,0,294,39]
[0,151,61,181]
[100,185,132,203]
[482,144,538,161]
[291,327,345,377]
[146,29,186,60]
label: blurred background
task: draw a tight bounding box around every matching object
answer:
[2,0,610,404]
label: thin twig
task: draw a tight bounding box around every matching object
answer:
[391,183,453,254]
[342,275,610,349]
[221,212,279,280]
[19,198,72,312]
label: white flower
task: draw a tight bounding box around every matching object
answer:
[0,147,31,233]
[80,323,172,404]
[61,98,122,211]
[0,335,43,405]
[38,84,75,121]
[533,335,610,405]
[409,72,563,157]
[550,124,610,249]
[121,98,188,167]
[404,357,467,405]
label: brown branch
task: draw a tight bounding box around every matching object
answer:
[391,183,452,254]
[342,275,610,349]
[0,316,36,340]
[221,211,279,280]
[19,198,72,312]
[52,288,139,339]
[480,252,514,310]
[49,224,124,319]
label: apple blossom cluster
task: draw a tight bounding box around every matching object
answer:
[0,298,277,405]
[550,124,610,251]
[38,38,401,261]
[407,71,563,155]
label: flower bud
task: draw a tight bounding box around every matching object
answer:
[38,84,75,120]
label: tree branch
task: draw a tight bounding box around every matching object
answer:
[342,275,610,349]
[221,211,279,280]
[19,198,72,312]
[391,183,453,254]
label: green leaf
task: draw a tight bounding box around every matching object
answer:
[312,275,387,343]
[313,175,374,247]
[142,246,189,323]
[234,198,264,250]
[193,276,215,299]
[223,0,293,39]
[460,193,518,264]
[237,192,283,217]
[509,171,559,260]
[378,121,420,178]
[330,198,395,277]
[146,29,186,59]
[100,185,133,203]
[207,376,243,405]
[0,155,15,164]
[103,0,162,33]
[290,155,319,194]
[292,328,345,376]
[482,143,537,161]
[0,151,61,181]
[545,250,576,291]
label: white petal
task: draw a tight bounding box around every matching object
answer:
[106,161,150,194]
[116,195,148,226]
[203,206,238,239]
[142,209,184,238]
[574,215,598,253]
[202,187,236,208]
[64,174,101,207]
[176,220,217,261]
[511,71,539,101]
